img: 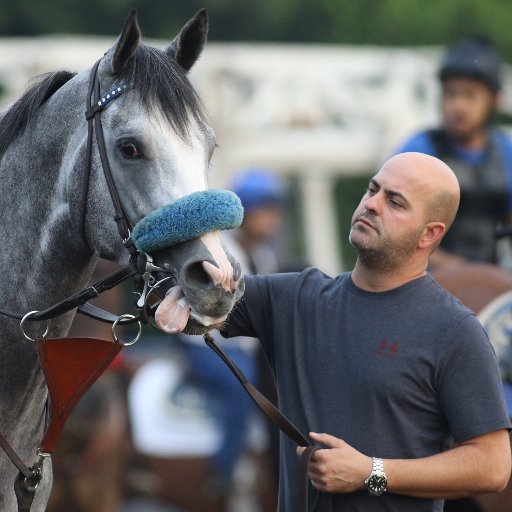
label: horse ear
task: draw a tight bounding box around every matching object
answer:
[112,9,141,76]
[166,8,208,72]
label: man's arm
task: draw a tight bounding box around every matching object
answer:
[298,430,511,498]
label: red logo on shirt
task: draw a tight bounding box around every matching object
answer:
[377,340,399,356]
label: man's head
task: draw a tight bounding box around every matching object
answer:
[349,153,460,271]
[438,37,502,141]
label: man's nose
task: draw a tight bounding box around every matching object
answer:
[363,192,381,214]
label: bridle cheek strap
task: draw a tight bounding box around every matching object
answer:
[83,58,137,260]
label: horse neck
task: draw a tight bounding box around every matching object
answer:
[0,86,97,311]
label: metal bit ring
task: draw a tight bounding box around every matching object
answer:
[111,314,142,346]
[19,311,51,343]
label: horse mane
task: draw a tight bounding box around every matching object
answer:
[119,43,208,140]
[0,71,76,157]
[0,44,207,157]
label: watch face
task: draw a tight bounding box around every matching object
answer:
[368,474,387,494]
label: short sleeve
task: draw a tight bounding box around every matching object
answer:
[436,314,512,443]
[222,273,300,337]
[222,276,266,339]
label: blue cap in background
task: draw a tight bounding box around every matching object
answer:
[230,168,285,213]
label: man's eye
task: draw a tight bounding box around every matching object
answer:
[119,141,142,159]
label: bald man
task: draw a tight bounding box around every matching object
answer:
[158,153,512,511]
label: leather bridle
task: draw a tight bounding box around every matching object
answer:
[83,58,137,259]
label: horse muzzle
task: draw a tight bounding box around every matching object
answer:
[150,237,245,334]
[131,189,245,334]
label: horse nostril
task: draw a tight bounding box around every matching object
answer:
[182,261,212,288]
[182,259,240,294]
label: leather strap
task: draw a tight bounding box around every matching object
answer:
[37,337,123,454]
[87,59,137,258]
[14,469,41,512]
[76,59,99,253]
[0,432,32,479]
[77,302,127,324]
[0,430,43,512]
[203,333,309,446]
[300,446,320,512]
[30,264,138,321]
[203,333,332,512]
[0,264,138,322]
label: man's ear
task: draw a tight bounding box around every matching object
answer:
[418,222,446,249]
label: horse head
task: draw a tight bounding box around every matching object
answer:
[77,10,244,333]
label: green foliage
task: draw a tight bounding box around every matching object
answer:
[2,0,512,61]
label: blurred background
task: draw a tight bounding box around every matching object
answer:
[3,0,512,274]
[2,1,512,511]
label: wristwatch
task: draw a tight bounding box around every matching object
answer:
[364,457,387,496]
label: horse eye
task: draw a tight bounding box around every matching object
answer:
[119,141,142,160]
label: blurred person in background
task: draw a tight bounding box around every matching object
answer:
[225,168,287,275]
[395,36,512,269]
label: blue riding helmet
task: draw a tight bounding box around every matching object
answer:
[230,168,284,213]
[438,36,502,91]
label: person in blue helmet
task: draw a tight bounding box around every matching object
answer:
[395,36,512,268]
[225,168,286,275]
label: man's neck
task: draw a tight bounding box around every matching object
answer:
[350,260,427,292]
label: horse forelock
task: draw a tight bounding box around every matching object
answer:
[0,71,76,157]
[116,44,209,142]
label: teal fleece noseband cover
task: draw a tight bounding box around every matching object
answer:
[132,189,244,253]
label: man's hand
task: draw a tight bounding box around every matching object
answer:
[297,432,372,494]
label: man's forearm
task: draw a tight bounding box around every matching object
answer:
[385,430,511,499]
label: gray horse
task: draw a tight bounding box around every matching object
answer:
[0,9,243,511]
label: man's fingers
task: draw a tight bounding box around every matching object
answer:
[310,431,345,448]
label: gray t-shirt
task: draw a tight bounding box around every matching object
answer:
[224,269,511,512]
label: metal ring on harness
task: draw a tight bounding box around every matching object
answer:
[19,311,51,343]
[112,314,142,346]
[141,275,176,330]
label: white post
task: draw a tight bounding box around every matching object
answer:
[299,172,343,277]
